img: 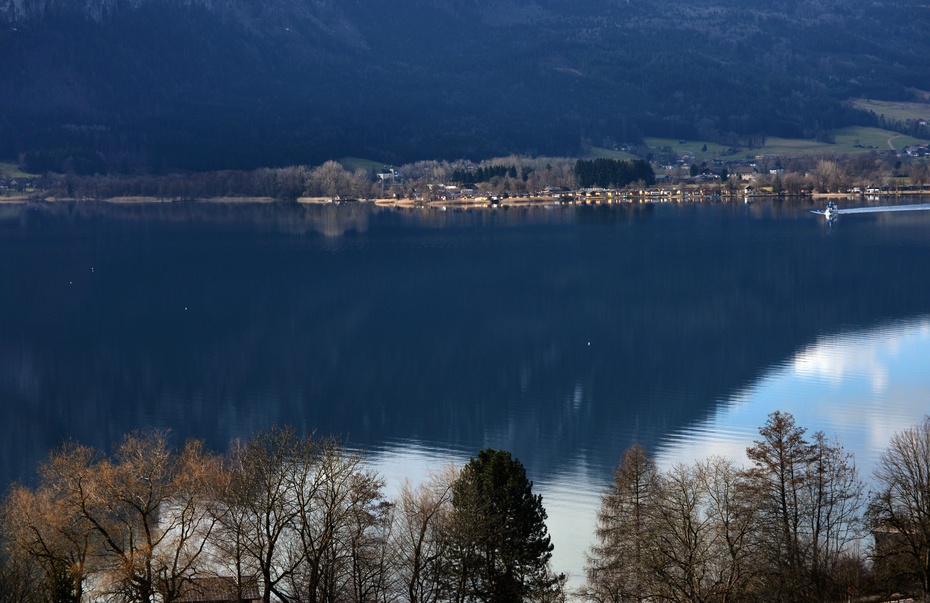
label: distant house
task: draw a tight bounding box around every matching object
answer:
[176,577,260,603]
[871,525,926,596]
[734,166,756,182]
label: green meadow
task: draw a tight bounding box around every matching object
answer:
[0,162,36,179]
[338,157,392,172]
[763,127,928,155]
[588,147,640,161]
[644,127,928,160]
[851,98,930,122]
[642,138,733,161]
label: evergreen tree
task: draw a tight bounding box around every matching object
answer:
[574,159,655,188]
[450,449,560,603]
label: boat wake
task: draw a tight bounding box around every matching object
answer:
[811,203,930,219]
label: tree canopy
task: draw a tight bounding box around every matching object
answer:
[869,416,930,599]
[6,416,930,603]
[450,449,560,603]
[574,159,655,189]
[584,412,864,603]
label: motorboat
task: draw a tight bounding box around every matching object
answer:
[811,200,930,221]
[810,201,839,221]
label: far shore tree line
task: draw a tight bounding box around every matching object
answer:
[14,151,929,202]
[3,413,930,603]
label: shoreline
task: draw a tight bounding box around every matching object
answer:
[3,190,929,207]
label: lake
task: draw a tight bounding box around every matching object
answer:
[1,198,929,583]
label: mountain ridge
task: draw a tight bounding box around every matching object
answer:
[1,0,927,171]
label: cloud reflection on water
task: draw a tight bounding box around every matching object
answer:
[368,316,930,586]
[656,316,930,476]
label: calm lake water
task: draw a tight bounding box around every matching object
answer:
[1,198,929,582]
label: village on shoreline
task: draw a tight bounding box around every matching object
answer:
[2,135,930,209]
[3,183,930,210]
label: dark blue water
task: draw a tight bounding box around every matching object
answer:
[2,199,930,578]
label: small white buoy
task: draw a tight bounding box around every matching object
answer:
[587,341,591,346]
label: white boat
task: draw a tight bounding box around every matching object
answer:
[811,201,930,221]
[810,201,839,221]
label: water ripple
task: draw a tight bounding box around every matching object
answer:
[657,316,930,475]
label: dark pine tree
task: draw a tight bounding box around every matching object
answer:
[450,449,560,603]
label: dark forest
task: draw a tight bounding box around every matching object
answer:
[1,0,928,172]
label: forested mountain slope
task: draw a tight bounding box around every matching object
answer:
[1,0,927,171]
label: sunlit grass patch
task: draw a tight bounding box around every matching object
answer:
[339,157,390,172]
[834,126,928,151]
[643,138,731,160]
[756,137,828,155]
[750,127,928,156]
[0,162,37,178]
[588,147,639,160]
[850,98,930,122]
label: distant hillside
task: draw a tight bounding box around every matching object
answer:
[1,0,928,171]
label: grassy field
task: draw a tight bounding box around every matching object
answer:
[835,126,928,150]
[588,147,640,161]
[850,98,930,122]
[751,137,827,156]
[643,138,734,161]
[763,126,928,155]
[642,127,929,160]
[0,162,36,179]
[338,157,390,172]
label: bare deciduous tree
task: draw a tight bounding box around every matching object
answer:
[0,545,38,603]
[308,161,355,200]
[586,454,758,603]
[87,432,221,603]
[392,467,457,603]
[804,432,863,599]
[744,411,863,603]
[583,443,660,603]
[1,443,98,603]
[700,456,758,603]
[813,159,840,192]
[220,426,309,603]
[869,416,930,600]
[1,433,222,603]
[650,462,715,603]
[218,428,392,603]
[288,438,388,603]
[909,162,929,189]
[744,411,815,601]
